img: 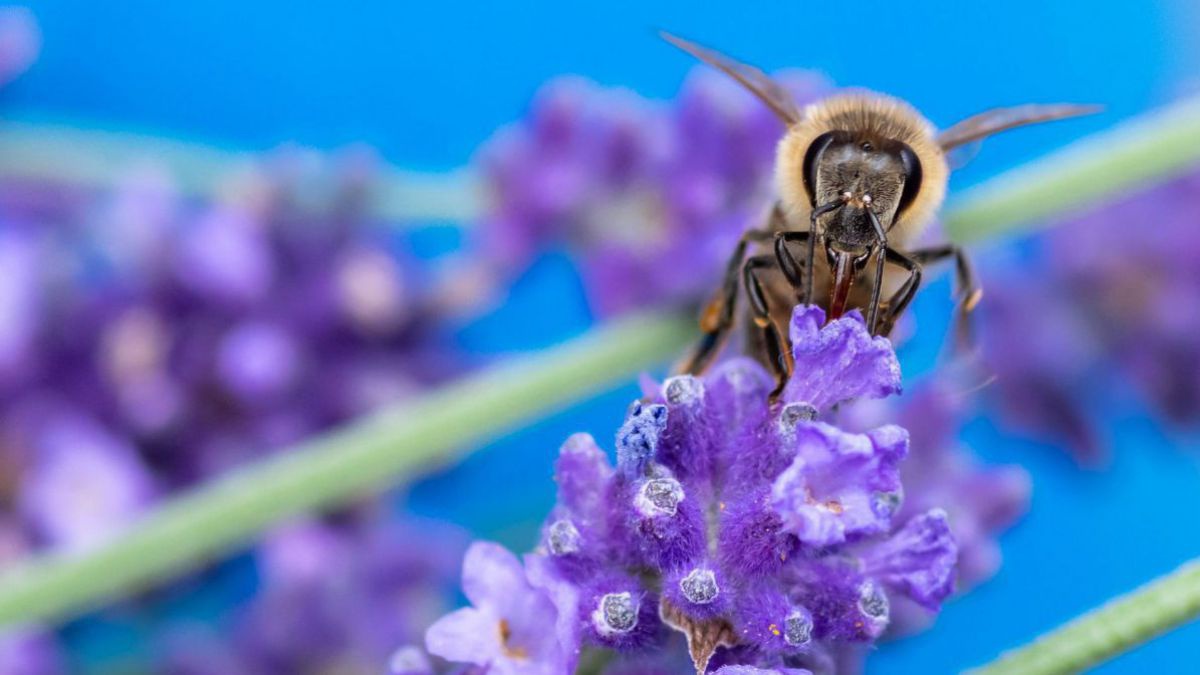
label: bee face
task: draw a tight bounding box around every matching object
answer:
[804,131,921,247]
[777,94,949,247]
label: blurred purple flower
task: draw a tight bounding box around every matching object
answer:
[0,7,38,86]
[17,408,157,551]
[0,228,42,386]
[476,69,829,316]
[174,207,275,307]
[0,628,64,675]
[893,385,1030,594]
[427,306,962,674]
[231,515,466,674]
[215,320,304,404]
[387,645,434,675]
[0,139,476,671]
[978,167,1200,462]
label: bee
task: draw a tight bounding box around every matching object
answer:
[664,32,1097,400]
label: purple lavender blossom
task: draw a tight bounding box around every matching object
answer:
[476,68,829,316]
[0,228,42,386]
[425,541,577,674]
[893,384,1030,593]
[0,628,65,675]
[839,378,1030,638]
[0,7,38,86]
[229,515,467,675]
[0,140,475,670]
[16,407,157,551]
[976,271,1107,465]
[715,662,811,667]
[388,645,434,675]
[977,167,1200,462]
[428,306,959,674]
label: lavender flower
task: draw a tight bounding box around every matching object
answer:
[426,541,577,673]
[892,385,1030,595]
[0,7,38,86]
[0,142,475,669]
[978,166,1200,462]
[166,514,469,675]
[427,306,960,673]
[16,406,157,551]
[476,69,829,316]
[0,628,64,675]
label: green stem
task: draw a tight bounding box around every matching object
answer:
[0,117,482,223]
[0,312,693,627]
[945,94,1200,242]
[1,94,1199,632]
[969,559,1200,675]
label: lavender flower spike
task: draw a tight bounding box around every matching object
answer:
[426,305,963,674]
[425,541,578,674]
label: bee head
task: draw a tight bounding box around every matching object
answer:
[777,93,949,246]
[801,131,923,247]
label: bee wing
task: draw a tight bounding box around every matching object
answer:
[660,31,802,125]
[938,104,1101,151]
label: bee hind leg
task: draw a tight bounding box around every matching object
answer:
[676,228,773,376]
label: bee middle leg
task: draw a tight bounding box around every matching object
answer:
[743,254,793,403]
[909,244,982,348]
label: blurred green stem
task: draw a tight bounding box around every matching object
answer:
[970,559,1200,675]
[0,313,693,627]
[0,118,482,223]
[1,95,1200,631]
[945,94,1200,242]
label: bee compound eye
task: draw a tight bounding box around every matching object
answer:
[895,142,923,215]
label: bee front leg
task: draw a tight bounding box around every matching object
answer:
[876,248,923,338]
[677,228,774,376]
[743,254,793,403]
[864,208,889,334]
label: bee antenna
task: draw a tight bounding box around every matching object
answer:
[659,30,803,125]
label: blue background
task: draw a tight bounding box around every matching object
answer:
[8,1,1200,672]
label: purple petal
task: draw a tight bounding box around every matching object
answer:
[425,607,500,665]
[554,433,614,519]
[524,554,582,671]
[18,411,157,551]
[782,306,902,411]
[388,646,434,675]
[860,509,958,611]
[460,542,529,611]
[770,423,907,547]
